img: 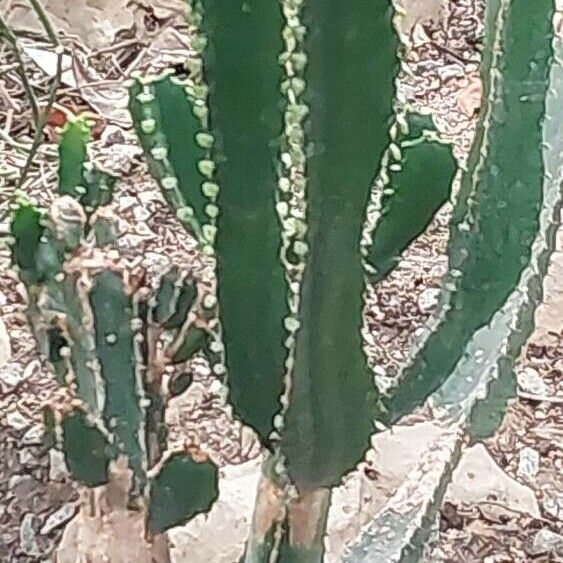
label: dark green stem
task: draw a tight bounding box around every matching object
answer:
[27,0,60,43]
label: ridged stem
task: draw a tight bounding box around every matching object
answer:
[244,456,331,563]
[244,457,286,563]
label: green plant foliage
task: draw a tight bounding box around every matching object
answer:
[280,0,397,491]
[11,121,218,535]
[61,410,113,487]
[346,0,561,559]
[200,0,288,443]
[364,113,457,283]
[147,452,219,534]
[384,0,556,424]
[15,0,555,555]
[58,116,90,196]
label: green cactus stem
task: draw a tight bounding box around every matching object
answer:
[129,73,215,249]
[168,372,193,397]
[58,116,90,196]
[200,0,288,442]
[202,0,397,488]
[61,409,115,487]
[11,203,53,285]
[169,326,209,364]
[280,0,396,492]
[362,112,457,283]
[79,164,117,213]
[383,0,556,424]
[197,0,398,559]
[57,116,117,214]
[88,270,146,490]
[59,272,105,415]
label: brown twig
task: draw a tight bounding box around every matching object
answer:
[0,62,21,76]
[0,127,31,153]
[518,391,563,404]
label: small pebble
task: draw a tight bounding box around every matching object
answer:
[49,449,69,482]
[517,367,548,396]
[517,446,540,479]
[417,287,440,313]
[40,503,77,535]
[0,364,27,394]
[21,424,44,446]
[18,448,36,467]
[5,410,29,431]
[19,513,39,556]
[118,196,137,213]
[544,493,563,521]
[531,528,563,556]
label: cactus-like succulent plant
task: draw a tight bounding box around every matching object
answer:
[10,116,219,543]
[127,0,562,560]
[5,0,555,559]
[346,0,563,559]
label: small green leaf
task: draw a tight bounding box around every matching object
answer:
[366,121,456,283]
[61,410,112,487]
[171,327,208,364]
[148,452,218,534]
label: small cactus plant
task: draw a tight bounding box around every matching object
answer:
[10,116,219,556]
